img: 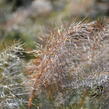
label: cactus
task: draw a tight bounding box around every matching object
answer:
[0,42,29,109]
[27,19,109,109]
[1,19,109,109]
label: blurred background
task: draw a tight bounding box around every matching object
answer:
[0,0,109,49]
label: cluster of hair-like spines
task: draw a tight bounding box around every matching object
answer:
[0,42,30,109]
[28,19,109,109]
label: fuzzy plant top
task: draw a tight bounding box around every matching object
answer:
[27,19,109,108]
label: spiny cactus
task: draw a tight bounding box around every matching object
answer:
[27,19,109,109]
[1,19,109,109]
[0,42,29,109]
